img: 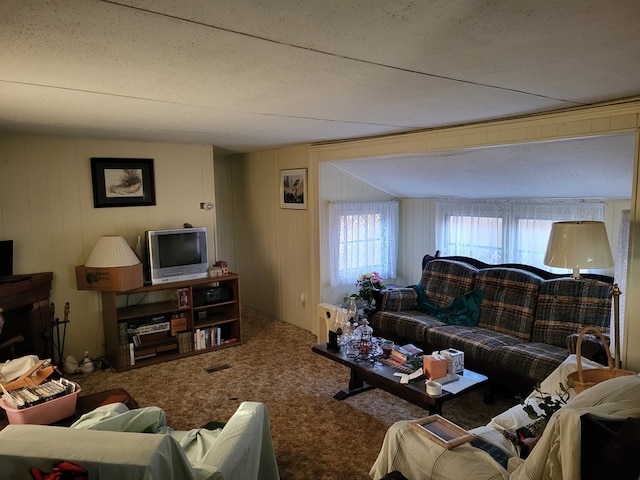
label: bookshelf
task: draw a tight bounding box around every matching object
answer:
[101,274,241,371]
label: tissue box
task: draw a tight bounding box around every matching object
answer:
[423,355,448,380]
[441,348,465,374]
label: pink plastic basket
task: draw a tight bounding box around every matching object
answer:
[0,382,81,425]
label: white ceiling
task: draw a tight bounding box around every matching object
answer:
[329,133,636,199]
[1,0,639,198]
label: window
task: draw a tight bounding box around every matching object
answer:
[436,200,605,271]
[329,201,399,286]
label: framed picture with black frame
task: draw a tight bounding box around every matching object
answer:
[91,158,156,208]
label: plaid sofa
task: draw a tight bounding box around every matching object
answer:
[370,257,613,393]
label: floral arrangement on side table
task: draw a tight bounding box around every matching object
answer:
[354,271,385,310]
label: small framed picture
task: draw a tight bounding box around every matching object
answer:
[91,158,156,208]
[280,168,307,209]
[176,288,190,309]
[408,415,475,449]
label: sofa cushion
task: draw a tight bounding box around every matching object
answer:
[532,278,612,348]
[474,268,542,341]
[488,342,571,383]
[419,259,477,308]
[370,311,444,342]
[425,325,523,363]
[379,287,418,312]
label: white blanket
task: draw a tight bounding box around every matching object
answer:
[370,422,514,480]
[71,401,280,480]
[508,375,640,480]
[0,401,279,480]
[370,355,640,480]
[0,354,39,384]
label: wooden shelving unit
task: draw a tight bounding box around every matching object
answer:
[101,274,241,371]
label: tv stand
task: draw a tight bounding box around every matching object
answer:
[101,274,241,371]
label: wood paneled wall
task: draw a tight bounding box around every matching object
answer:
[0,135,215,360]
[217,145,314,332]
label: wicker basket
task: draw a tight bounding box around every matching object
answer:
[567,327,634,393]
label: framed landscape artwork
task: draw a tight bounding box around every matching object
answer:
[280,168,307,209]
[91,158,156,208]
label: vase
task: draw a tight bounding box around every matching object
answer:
[346,297,358,325]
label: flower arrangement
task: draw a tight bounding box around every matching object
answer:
[354,271,385,308]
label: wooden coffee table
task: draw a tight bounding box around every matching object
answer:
[312,343,487,415]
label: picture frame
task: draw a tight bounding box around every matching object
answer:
[91,158,156,208]
[176,288,190,310]
[280,168,307,209]
[408,414,475,449]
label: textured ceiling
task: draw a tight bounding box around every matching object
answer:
[329,134,636,199]
[1,0,639,198]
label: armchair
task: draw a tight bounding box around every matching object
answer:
[0,401,280,479]
[370,356,640,480]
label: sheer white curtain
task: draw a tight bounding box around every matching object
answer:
[436,199,605,270]
[613,209,630,360]
[329,201,399,286]
[436,201,504,263]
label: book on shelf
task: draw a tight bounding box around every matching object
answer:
[193,326,226,349]
[177,331,193,353]
[118,343,132,367]
[118,322,128,345]
[131,321,170,336]
[118,343,136,366]
[170,313,187,336]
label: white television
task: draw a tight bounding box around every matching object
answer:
[145,227,209,285]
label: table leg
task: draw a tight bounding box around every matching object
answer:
[333,368,376,400]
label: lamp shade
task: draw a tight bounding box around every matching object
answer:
[85,236,140,267]
[544,221,613,278]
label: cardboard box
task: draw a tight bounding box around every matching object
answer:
[423,355,448,380]
[75,263,143,292]
[170,315,188,336]
[441,348,465,374]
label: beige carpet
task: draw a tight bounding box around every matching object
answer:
[76,308,517,479]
